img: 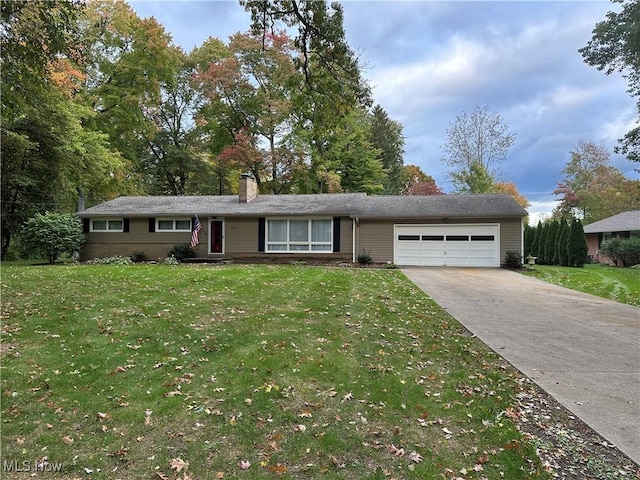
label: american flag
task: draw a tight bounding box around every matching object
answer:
[190,215,202,248]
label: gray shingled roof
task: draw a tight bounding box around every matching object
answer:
[583,211,640,233]
[77,193,527,218]
[353,194,527,218]
[78,194,368,217]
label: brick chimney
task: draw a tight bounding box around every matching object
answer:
[239,173,257,203]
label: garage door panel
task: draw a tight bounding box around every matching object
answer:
[395,225,498,267]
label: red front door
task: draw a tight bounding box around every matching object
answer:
[210,220,223,253]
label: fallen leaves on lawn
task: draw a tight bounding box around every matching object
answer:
[408,451,423,463]
[96,411,111,421]
[170,457,189,473]
[267,463,287,475]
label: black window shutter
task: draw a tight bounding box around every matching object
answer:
[123,219,130,233]
[149,218,155,232]
[83,218,90,233]
[258,218,265,252]
[333,217,341,252]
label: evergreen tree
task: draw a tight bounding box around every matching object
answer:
[557,220,570,266]
[529,222,541,261]
[368,105,406,194]
[537,222,549,264]
[544,220,559,265]
[524,223,534,257]
[553,218,568,265]
[567,218,589,267]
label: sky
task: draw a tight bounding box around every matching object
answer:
[129,0,638,224]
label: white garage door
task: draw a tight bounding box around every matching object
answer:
[394,224,499,267]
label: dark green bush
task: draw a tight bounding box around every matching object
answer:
[130,251,147,263]
[21,212,85,264]
[600,237,640,267]
[357,250,373,264]
[503,250,522,269]
[167,244,196,262]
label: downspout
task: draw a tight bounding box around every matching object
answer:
[521,217,525,266]
[352,217,358,263]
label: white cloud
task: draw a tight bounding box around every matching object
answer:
[527,200,559,225]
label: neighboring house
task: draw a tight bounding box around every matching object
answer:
[77,175,527,267]
[583,210,640,264]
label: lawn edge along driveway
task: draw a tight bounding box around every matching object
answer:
[401,267,640,465]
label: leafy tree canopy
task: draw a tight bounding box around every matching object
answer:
[580,0,640,162]
[553,141,640,222]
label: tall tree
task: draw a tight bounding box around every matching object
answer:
[553,141,640,222]
[442,105,516,193]
[193,37,247,194]
[1,86,123,259]
[77,0,181,182]
[240,0,371,114]
[567,218,588,267]
[554,218,569,266]
[368,105,406,194]
[241,0,373,193]
[140,38,233,195]
[544,220,559,266]
[536,222,549,264]
[0,0,123,259]
[1,0,83,122]
[529,221,542,261]
[319,108,384,194]
[196,32,303,194]
[580,0,640,162]
[524,223,534,258]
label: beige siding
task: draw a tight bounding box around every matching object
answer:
[498,218,523,265]
[339,218,354,257]
[358,221,394,263]
[81,218,199,260]
[81,216,354,262]
[358,217,523,266]
[225,218,258,253]
[80,215,523,265]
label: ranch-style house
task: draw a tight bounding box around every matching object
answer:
[78,175,528,267]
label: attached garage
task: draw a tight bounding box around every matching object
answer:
[394,224,499,267]
[356,194,526,267]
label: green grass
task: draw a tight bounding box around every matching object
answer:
[0,264,548,479]
[522,264,640,307]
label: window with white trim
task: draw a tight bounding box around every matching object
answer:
[156,218,192,232]
[266,218,332,253]
[91,219,123,232]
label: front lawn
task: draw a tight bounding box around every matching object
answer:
[521,264,640,307]
[1,264,636,479]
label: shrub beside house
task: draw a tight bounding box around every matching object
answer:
[583,211,640,265]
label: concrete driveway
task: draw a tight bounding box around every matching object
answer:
[401,267,640,464]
